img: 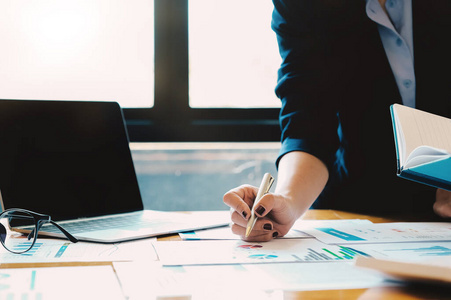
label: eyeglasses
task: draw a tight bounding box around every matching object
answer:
[0,208,78,254]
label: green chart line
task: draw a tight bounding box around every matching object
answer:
[322,248,343,260]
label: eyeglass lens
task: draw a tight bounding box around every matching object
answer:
[0,210,37,254]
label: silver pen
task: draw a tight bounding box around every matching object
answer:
[245,173,275,237]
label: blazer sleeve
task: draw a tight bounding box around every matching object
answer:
[272,0,353,170]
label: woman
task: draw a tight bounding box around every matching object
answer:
[223,0,451,242]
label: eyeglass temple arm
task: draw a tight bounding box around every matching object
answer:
[5,212,78,243]
[49,221,78,243]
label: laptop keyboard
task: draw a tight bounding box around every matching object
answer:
[41,214,159,235]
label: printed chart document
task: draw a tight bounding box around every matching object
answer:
[350,239,451,284]
[179,227,311,240]
[179,220,373,241]
[153,239,369,266]
[299,222,451,244]
[0,265,124,300]
[390,104,451,190]
[348,241,451,261]
[0,238,157,266]
[114,261,391,299]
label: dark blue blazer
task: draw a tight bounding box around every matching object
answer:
[272,0,451,214]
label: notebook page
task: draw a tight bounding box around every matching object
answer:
[395,105,451,162]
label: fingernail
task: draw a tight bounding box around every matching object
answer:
[263,223,273,231]
[242,211,248,219]
[272,232,279,238]
[256,206,266,216]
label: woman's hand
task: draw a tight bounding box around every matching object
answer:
[223,151,329,242]
[434,189,451,218]
[223,184,298,242]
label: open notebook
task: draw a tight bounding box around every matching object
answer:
[390,104,451,190]
[0,99,229,243]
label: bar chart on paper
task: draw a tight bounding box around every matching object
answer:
[0,240,73,261]
[9,241,69,257]
[301,246,369,262]
[349,241,451,261]
[392,245,451,257]
[154,239,371,266]
[301,222,451,244]
[0,238,156,264]
[11,242,45,256]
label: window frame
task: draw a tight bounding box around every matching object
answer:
[123,0,280,142]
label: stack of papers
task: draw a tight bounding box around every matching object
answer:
[154,239,367,266]
[151,219,451,287]
[5,217,451,298]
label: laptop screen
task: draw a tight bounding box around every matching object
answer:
[0,100,143,221]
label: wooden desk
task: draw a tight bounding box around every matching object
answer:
[2,210,450,299]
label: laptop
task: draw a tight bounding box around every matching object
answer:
[0,99,229,243]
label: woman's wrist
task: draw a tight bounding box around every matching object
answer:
[275,151,329,219]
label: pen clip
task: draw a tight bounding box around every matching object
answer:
[245,173,274,237]
[263,176,274,194]
[255,173,274,205]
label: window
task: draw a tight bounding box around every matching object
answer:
[0,0,154,108]
[0,0,281,142]
[189,0,281,108]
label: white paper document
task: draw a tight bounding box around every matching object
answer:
[114,261,282,300]
[0,238,157,265]
[0,265,124,300]
[291,219,374,231]
[114,260,392,299]
[153,238,370,266]
[299,222,451,244]
[178,219,373,240]
[349,241,451,261]
[244,262,394,291]
[179,226,311,240]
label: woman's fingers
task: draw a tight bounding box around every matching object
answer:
[223,185,258,220]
